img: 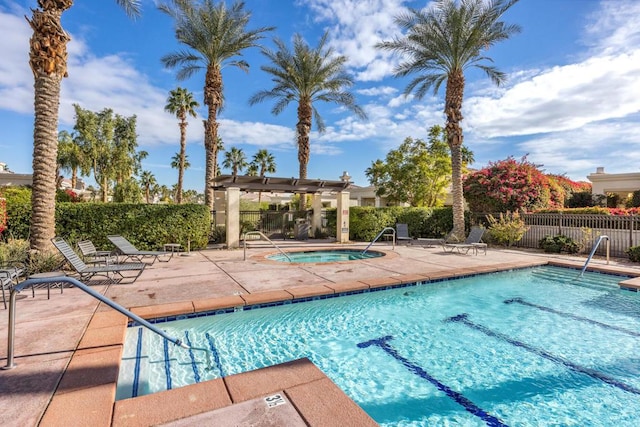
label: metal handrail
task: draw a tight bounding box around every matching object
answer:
[243,231,292,261]
[2,276,212,370]
[362,227,396,255]
[579,235,610,277]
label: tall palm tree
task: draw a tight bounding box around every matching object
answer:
[376,0,520,239]
[139,170,157,204]
[250,149,276,203]
[26,0,140,253]
[249,31,367,181]
[165,87,199,204]
[159,0,273,210]
[222,147,247,176]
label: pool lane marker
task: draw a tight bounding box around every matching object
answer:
[205,332,225,377]
[132,327,143,398]
[357,335,508,427]
[446,313,640,396]
[184,331,201,383]
[163,338,172,390]
[504,297,640,338]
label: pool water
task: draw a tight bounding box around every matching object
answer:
[117,266,640,426]
[266,248,384,262]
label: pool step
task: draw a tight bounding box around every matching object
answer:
[529,267,619,290]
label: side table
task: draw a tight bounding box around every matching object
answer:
[27,271,67,299]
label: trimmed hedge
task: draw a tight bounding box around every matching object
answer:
[349,206,465,241]
[5,202,210,250]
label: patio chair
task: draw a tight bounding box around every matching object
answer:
[443,226,487,255]
[395,223,413,244]
[107,235,172,264]
[77,240,117,265]
[52,237,145,284]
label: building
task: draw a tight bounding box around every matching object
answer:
[587,167,640,202]
[0,162,32,187]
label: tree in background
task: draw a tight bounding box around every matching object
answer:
[464,156,552,213]
[250,149,276,203]
[366,126,472,207]
[165,87,199,204]
[377,0,520,240]
[139,170,158,204]
[170,152,191,201]
[160,0,273,210]
[112,178,142,203]
[25,0,141,252]
[73,104,144,202]
[56,130,85,190]
[249,31,366,209]
[222,147,248,176]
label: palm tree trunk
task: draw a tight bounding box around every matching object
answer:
[27,2,71,252]
[445,71,466,240]
[297,100,312,210]
[204,65,222,210]
[30,74,61,252]
[177,118,187,204]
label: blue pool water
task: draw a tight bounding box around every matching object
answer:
[117,266,640,426]
[266,248,384,262]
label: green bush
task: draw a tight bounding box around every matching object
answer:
[626,246,640,262]
[487,212,529,247]
[538,235,579,254]
[4,201,211,250]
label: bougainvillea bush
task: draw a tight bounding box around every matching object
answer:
[0,197,7,235]
[464,156,560,213]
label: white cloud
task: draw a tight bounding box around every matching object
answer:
[301,0,407,81]
[583,0,640,55]
[356,86,398,97]
[0,7,33,113]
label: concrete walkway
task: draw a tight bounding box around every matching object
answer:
[1,241,639,426]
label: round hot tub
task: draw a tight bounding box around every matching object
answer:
[266,249,385,263]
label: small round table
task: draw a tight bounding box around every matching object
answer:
[27,271,67,299]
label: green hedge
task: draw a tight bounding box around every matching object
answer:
[5,202,210,250]
[349,206,464,241]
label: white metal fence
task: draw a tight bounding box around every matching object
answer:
[518,213,640,257]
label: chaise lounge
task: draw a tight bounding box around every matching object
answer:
[443,226,487,255]
[52,237,146,284]
[107,235,173,264]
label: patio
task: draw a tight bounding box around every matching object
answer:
[2,241,639,426]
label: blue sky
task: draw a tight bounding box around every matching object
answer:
[1,0,640,193]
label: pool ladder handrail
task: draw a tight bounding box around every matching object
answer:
[243,231,292,262]
[362,227,396,255]
[2,276,212,370]
[579,235,610,277]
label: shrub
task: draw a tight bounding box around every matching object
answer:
[538,235,579,254]
[464,156,552,213]
[487,211,529,247]
[627,246,640,262]
[0,197,7,235]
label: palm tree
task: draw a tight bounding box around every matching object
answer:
[170,152,191,201]
[26,0,140,253]
[249,149,276,203]
[165,87,199,204]
[376,0,520,240]
[159,0,273,210]
[249,31,367,181]
[57,130,85,190]
[139,170,157,204]
[222,147,247,176]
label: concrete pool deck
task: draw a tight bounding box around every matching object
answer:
[2,240,640,426]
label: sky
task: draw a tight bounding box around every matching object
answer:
[1,0,640,193]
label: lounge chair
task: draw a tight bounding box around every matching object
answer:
[107,235,173,264]
[52,237,145,284]
[413,230,455,248]
[77,240,117,265]
[443,226,487,255]
[395,223,413,244]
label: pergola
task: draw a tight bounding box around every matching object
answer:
[212,175,351,193]
[212,175,352,248]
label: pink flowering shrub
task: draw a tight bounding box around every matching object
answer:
[464,156,552,213]
[0,197,6,234]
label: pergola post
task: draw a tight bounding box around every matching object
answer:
[311,194,322,237]
[336,191,350,243]
[226,187,240,249]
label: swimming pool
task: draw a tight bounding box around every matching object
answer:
[117,266,640,425]
[266,248,385,262]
